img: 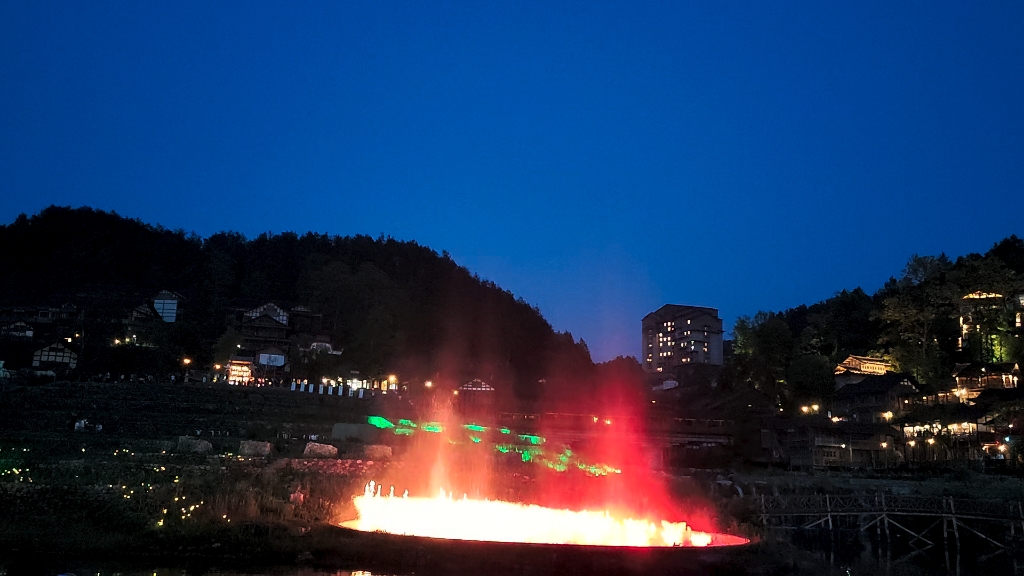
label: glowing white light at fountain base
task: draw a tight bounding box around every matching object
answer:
[341,482,747,548]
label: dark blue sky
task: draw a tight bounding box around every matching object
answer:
[3,2,1023,361]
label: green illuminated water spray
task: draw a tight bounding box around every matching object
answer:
[365,416,620,476]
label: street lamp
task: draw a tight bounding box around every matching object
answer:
[183,358,192,365]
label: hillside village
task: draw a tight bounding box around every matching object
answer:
[1,207,1024,473]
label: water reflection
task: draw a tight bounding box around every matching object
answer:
[785,528,1022,575]
[22,563,668,576]
[4,540,1023,576]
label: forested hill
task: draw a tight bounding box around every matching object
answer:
[728,235,1024,406]
[0,206,601,401]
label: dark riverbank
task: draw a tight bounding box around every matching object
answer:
[0,517,833,576]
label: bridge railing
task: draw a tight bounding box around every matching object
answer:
[759,494,1023,521]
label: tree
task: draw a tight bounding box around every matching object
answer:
[948,255,1024,363]
[791,288,878,361]
[987,235,1024,276]
[873,255,958,388]
[732,312,794,405]
[787,355,835,403]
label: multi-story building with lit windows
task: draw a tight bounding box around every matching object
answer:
[641,304,724,374]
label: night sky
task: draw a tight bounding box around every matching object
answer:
[2,2,1023,361]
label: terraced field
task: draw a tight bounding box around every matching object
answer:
[0,380,406,453]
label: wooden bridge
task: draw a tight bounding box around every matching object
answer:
[759,493,1024,550]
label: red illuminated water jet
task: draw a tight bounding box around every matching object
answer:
[345,378,750,551]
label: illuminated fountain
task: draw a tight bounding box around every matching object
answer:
[340,481,748,548]
[339,415,750,557]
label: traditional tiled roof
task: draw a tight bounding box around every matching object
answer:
[899,402,987,426]
[835,373,919,398]
[952,362,1020,379]
[834,355,890,375]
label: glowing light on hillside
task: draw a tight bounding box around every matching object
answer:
[342,482,747,548]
